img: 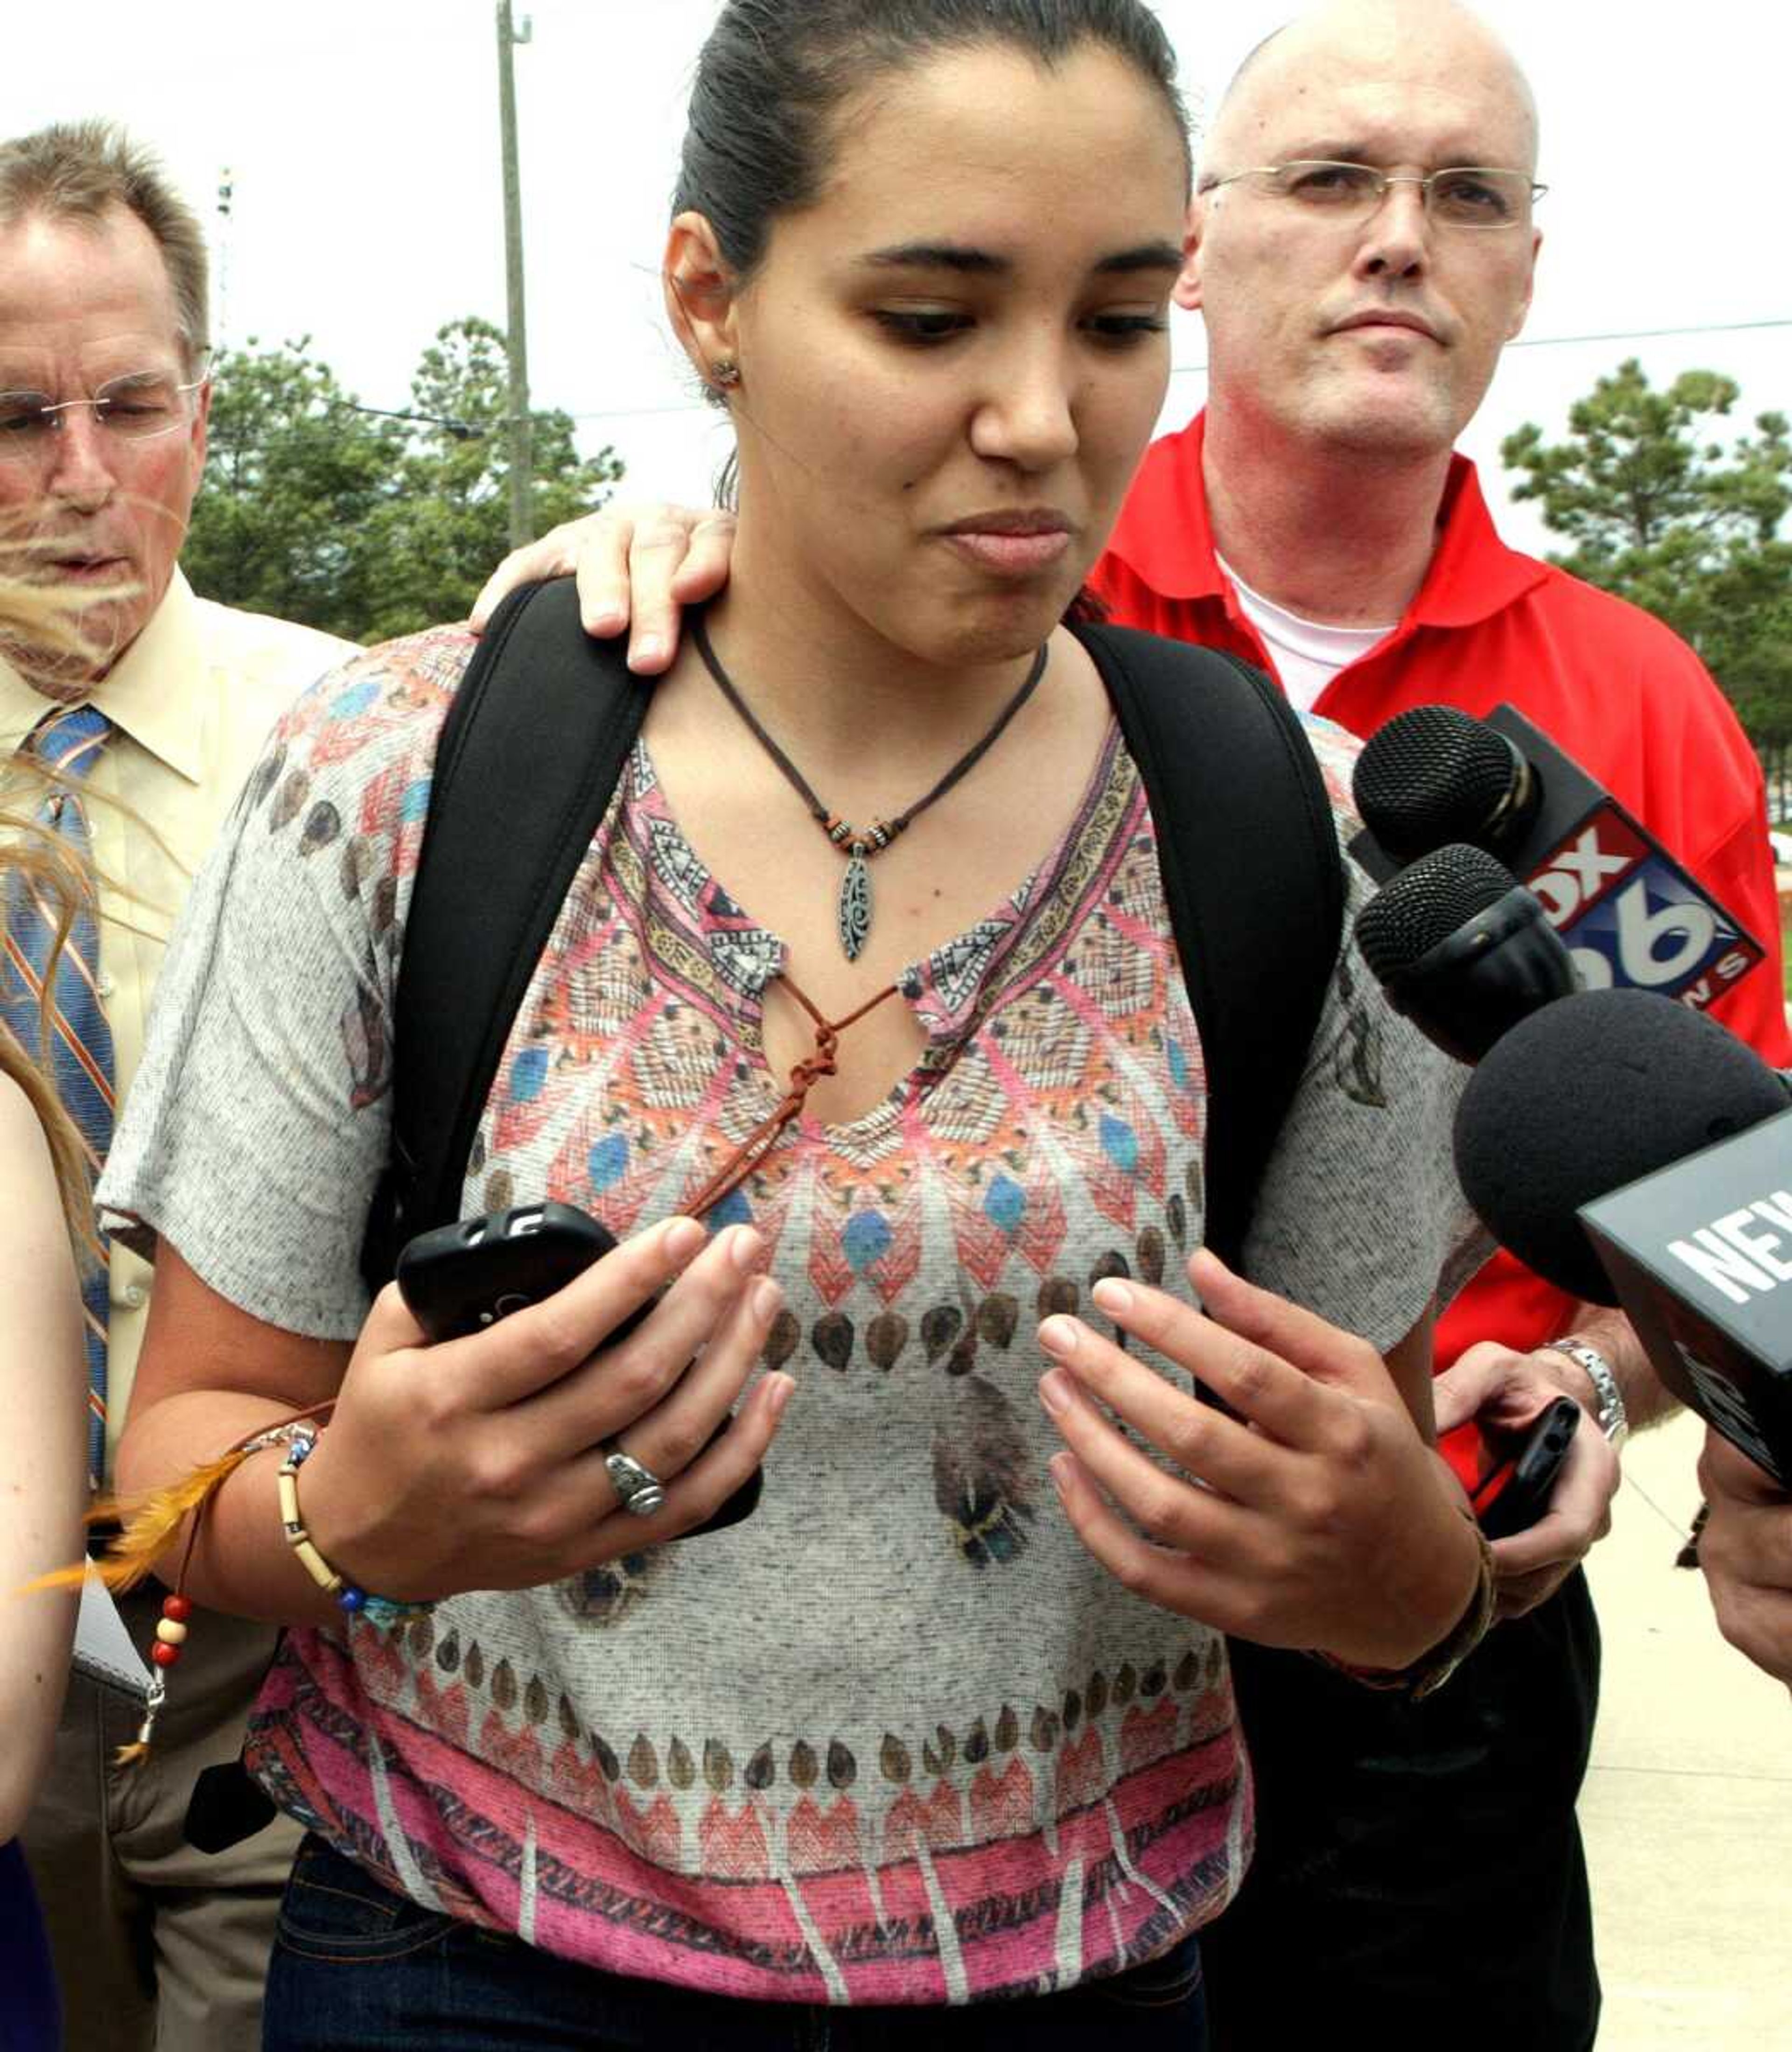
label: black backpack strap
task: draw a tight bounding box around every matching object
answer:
[359,577,652,1290]
[190,580,649,1861]
[1079,623,1345,1273]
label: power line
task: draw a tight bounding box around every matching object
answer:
[344,401,483,439]
[1505,315,1792,351]
[1165,316,1792,379]
[319,314,1792,434]
[563,397,718,424]
[574,315,1792,421]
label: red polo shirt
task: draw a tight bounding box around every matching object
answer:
[1092,410,1792,1370]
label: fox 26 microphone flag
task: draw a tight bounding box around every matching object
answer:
[1353,702,1765,1011]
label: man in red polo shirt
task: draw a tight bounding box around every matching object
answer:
[477,6,1788,2040]
[1097,433,1788,1402]
[1087,14,1785,2036]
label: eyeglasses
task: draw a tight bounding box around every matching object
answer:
[0,372,205,466]
[1205,161,1547,231]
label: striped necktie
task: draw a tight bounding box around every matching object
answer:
[3,704,115,1482]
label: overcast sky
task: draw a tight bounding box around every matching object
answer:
[9,1,1789,555]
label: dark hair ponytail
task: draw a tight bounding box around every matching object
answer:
[674,0,1190,283]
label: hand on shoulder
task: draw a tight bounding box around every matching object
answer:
[470,502,737,674]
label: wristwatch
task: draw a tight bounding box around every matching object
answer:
[1545,1336,1629,1449]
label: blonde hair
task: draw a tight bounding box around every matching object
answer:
[0,570,108,1250]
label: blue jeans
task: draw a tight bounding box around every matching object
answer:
[0,1839,58,2052]
[264,1836,1207,2051]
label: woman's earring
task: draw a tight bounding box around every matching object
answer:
[711,358,742,390]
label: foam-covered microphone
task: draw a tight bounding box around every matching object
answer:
[1455,987,1792,1481]
[1354,842,1579,1065]
[1351,704,1764,1012]
[1351,705,1541,865]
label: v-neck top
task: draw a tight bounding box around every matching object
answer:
[100,621,1479,2007]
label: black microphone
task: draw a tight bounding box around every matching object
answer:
[1352,704,1765,1011]
[1354,842,1579,1064]
[1454,987,1792,1481]
[1351,705,1541,864]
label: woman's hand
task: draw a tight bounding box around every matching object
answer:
[300,1217,790,1600]
[1037,1248,1481,1670]
[470,503,737,672]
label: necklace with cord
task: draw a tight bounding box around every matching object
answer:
[690,612,1050,961]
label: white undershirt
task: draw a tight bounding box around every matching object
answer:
[1216,553,1398,713]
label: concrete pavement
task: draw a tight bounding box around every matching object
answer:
[1582,1410,1792,2046]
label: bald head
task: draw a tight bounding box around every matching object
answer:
[1181,0,1543,471]
[1201,0,1539,187]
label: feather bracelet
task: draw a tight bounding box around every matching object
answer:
[24,1402,336,1763]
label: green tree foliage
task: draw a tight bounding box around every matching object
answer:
[1502,360,1792,797]
[182,338,402,637]
[185,318,623,645]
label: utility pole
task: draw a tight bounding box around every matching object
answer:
[496,1,534,548]
[213,169,234,357]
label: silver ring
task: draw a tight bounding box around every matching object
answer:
[601,1438,666,1518]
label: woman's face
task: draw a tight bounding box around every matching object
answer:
[695,41,1188,670]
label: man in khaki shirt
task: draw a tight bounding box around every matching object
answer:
[0,576,348,1442]
[1,122,349,2051]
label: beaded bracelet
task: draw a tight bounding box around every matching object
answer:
[277,1425,432,1631]
[44,1406,431,1764]
[1314,1513,1498,1700]
[142,1415,324,1697]
[73,1411,336,1764]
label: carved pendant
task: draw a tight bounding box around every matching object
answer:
[838,845,873,960]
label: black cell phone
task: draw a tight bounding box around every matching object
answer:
[1470,1396,1582,1541]
[394,1201,762,1534]
[396,1202,627,1342]
[396,1202,633,1342]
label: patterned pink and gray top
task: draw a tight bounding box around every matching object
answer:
[101,622,1479,2007]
